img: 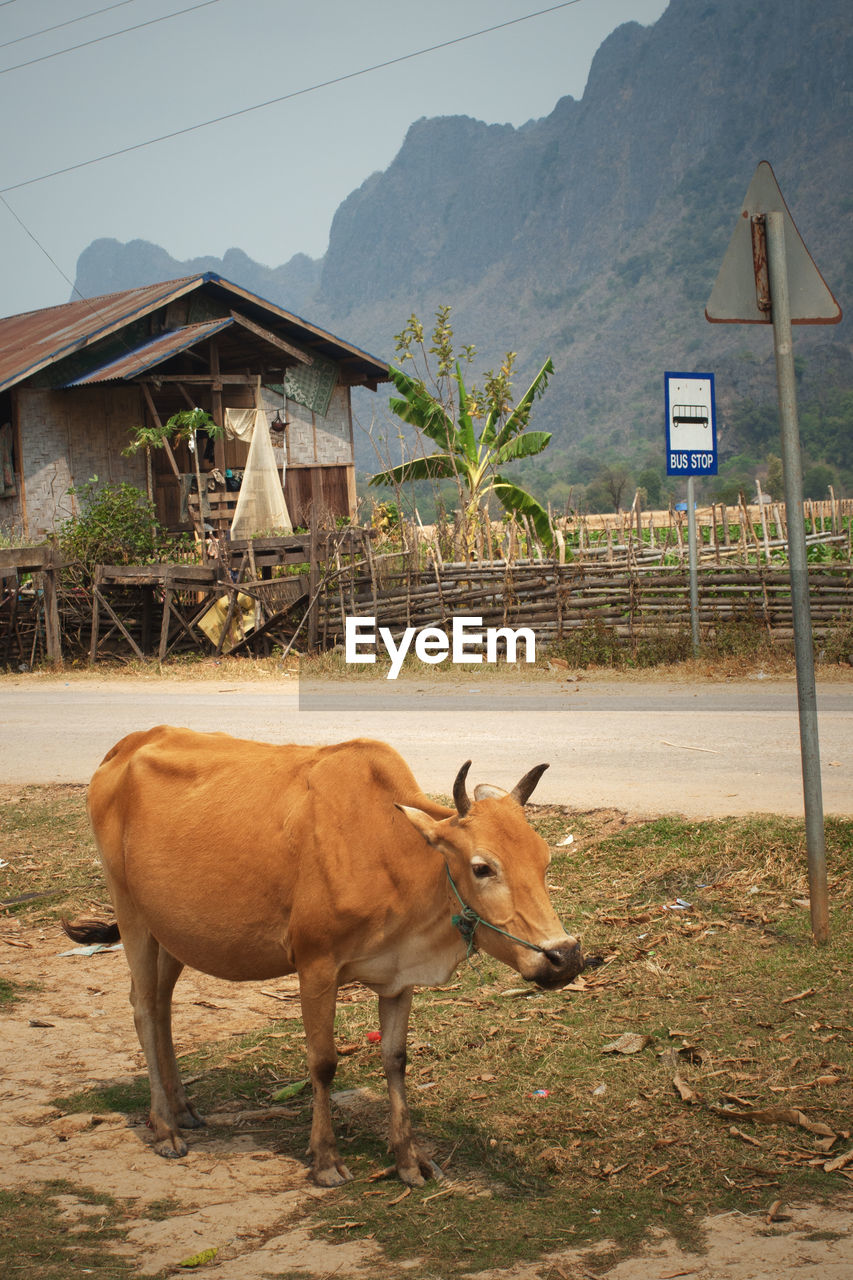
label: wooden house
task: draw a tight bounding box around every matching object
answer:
[0,274,388,539]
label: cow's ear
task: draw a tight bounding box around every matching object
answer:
[396,803,442,847]
[473,783,507,802]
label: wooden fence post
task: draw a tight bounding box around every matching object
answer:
[39,544,62,665]
[759,500,771,564]
[308,509,319,651]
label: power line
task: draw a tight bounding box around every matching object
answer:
[0,191,173,379]
[1,1,583,194]
[0,0,226,74]
[1,191,86,302]
[1,0,585,318]
[1,1,139,51]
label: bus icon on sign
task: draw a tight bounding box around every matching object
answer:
[671,404,709,429]
[665,373,717,476]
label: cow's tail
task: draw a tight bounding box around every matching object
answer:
[61,917,121,946]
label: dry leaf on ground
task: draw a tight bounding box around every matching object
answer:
[824,1148,853,1173]
[711,1104,836,1138]
[601,1032,652,1055]
[673,1074,703,1104]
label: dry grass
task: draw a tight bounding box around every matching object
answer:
[3,789,852,1277]
[9,628,853,686]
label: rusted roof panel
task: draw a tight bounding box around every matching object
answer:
[62,319,233,385]
[0,277,202,393]
[0,273,388,394]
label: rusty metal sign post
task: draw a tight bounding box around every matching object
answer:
[706,162,841,945]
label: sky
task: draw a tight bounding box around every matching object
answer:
[0,0,670,318]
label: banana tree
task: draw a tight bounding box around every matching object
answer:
[371,357,555,548]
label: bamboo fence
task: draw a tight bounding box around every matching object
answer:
[3,495,853,664]
[315,558,853,648]
[312,495,853,647]
[488,496,852,568]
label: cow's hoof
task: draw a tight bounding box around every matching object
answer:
[153,1135,187,1159]
[399,1157,443,1187]
[313,1162,353,1187]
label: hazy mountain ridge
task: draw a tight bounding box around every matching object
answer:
[74,240,322,319]
[73,0,853,504]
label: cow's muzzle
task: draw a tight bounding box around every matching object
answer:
[530,937,584,989]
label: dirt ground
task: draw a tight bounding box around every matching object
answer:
[2,914,851,1279]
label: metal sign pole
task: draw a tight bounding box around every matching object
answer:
[706,163,839,946]
[686,476,699,655]
[764,211,829,944]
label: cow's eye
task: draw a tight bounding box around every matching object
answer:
[472,860,494,879]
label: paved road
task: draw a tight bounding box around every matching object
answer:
[1,674,850,817]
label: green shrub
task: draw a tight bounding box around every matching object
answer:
[711,610,767,657]
[631,626,694,666]
[552,619,626,668]
[554,621,697,669]
[59,478,164,581]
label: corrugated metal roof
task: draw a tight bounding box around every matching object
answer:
[62,318,233,385]
[0,277,201,393]
[0,273,388,393]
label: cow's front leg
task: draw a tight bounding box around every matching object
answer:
[299,973,351,1186]
[379,988,441,1186]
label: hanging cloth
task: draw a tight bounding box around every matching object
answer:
[223,408,257,443]
[225,407,292,539]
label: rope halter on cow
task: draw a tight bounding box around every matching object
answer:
[446,865,550,960]
[446,759,553,959]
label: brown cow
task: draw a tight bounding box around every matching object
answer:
[64,726,583,1186]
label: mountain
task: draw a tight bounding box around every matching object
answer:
[74,239,322,319]
[73,0,853,509]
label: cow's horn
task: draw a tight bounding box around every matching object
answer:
[453,760,473,816]
[510,763,550,806]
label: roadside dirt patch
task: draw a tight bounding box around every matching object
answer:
[3,916,851,1277]
[1,920,381,1276]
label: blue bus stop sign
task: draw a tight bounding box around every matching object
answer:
[665,372,717,476]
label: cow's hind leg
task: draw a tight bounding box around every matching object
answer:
[122,924,189,1158]
[299,974,351,1186]
[155,946,204,1132]
[379,988,441,1186]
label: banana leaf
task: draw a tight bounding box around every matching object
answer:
[494,430,552,467]
[388,396,457,453]
[492,475,554,549]
[452,363,478,466]
[388,366,457,451]
[369,453,456,487]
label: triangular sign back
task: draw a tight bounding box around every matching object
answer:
[706,161,841,324]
